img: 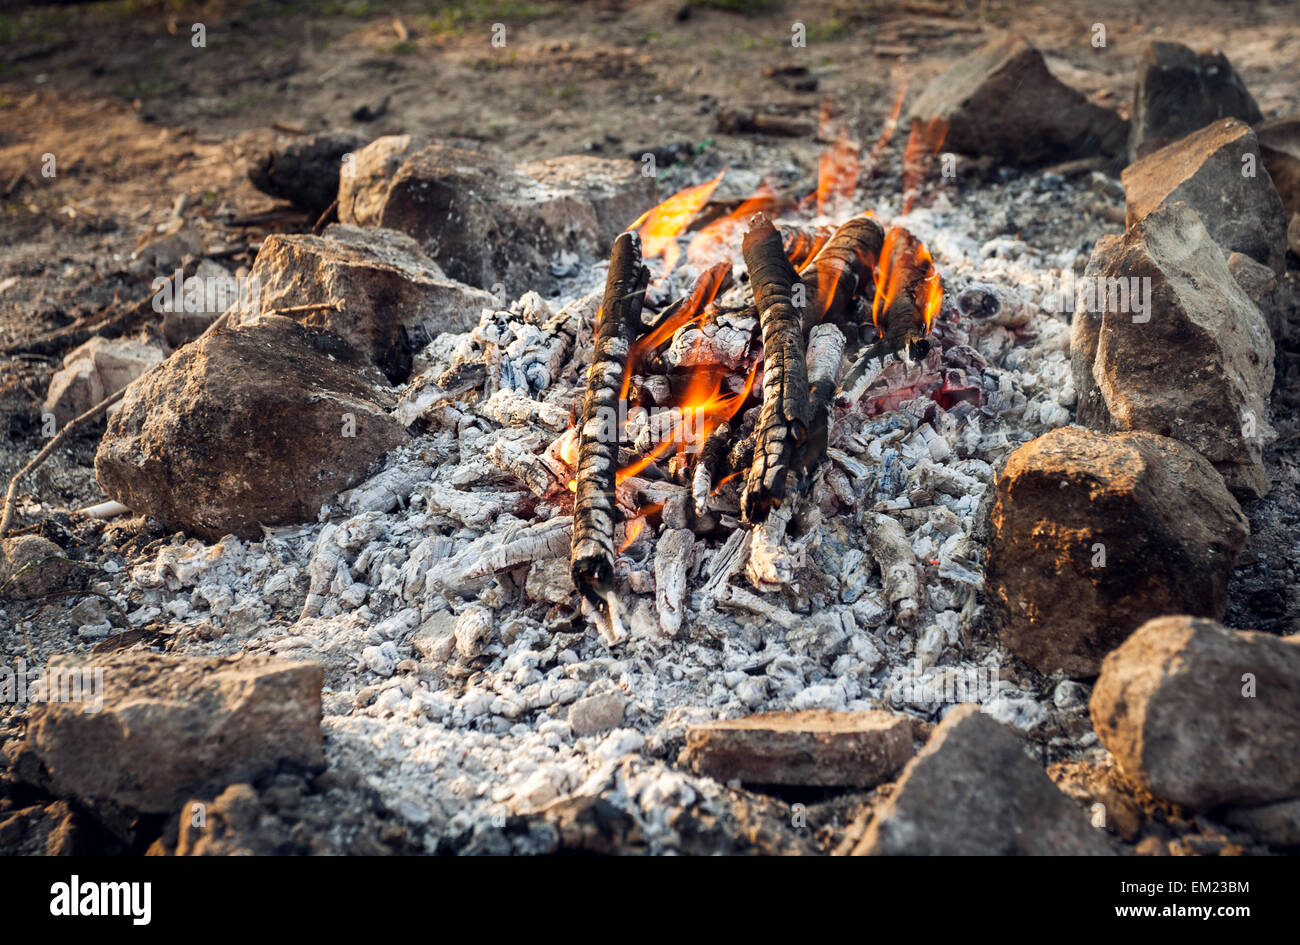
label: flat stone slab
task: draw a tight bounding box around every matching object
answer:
[680,708,913,787]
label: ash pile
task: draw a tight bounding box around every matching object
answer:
[5,31,1300,856]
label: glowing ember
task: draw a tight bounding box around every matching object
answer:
[629,168,726,277]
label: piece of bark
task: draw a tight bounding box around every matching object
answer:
[570,232,650,608]
[741,214,811,524]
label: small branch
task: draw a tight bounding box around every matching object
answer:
[0,387,126,540]
[570,232,650,609]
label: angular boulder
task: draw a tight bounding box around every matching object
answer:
[1071,201,1275,497]
[338,135,653,295]
[43,336,164,425]
[1128,41,1262,161]
[238,224,496,382]
[247,130,366,216]
[985,427,1248,677]
[854,705,1115,855]
[680,709,913,788]
[906,35,1127,165]
[24,651,324,814]
[1090,616,1300,812]
[95,317,409,540]
[1122,118,1287,274]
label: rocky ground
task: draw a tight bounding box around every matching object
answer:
[3,1,1300,856]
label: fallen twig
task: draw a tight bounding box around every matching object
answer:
[0,387,126,539]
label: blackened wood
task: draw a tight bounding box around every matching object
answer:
[798,214,885,334]
[570,232,650,607]
[691,421,732,515]
[796,324,847,482]
[740,213,811,524]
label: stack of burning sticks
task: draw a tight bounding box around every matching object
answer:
[569,206,944,626]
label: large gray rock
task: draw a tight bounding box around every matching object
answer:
[24,651,324,814]
[985,427,1247,678]
[1090,616,1300,812]
[95,317,409,540]
[238,224,495,383]
[1071,201,1275,497]
[854,705,1116,855]
[1128,41,1262,161]
[338,135,653,295]
[1123,118,1288,274]
[680,709,913,788]
[907,35,1127,165]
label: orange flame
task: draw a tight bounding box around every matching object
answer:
[619,261,731,402]
[862,73,908,183]
[686,181,786,267]
[629,168,726,277]
[901,115,949,214]
[616,358,759,485]
[816,133,860,216]
[784,226,832,270]
[871,225,943,335]
[618,502,663,552]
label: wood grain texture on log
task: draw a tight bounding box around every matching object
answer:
[798,214,885,334]
[799,323,847,478]
[691,421,732,516]
[571,231,650,607]
[740,213,811,524]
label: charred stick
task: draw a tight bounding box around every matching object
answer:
[796,323,846,479]
[740,213,811,524]
[691,421,732,516]
[570,232,650,609]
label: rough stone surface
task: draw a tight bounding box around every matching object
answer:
[161,259,236,347]
[0,535,75,601]
[43,336,163,425]
[338,135,654,294]
[1090,616,1300,812]
[1217,797,1300,849]
[1072,201,1275,497]
[985,427,1248,677]
[681,709,914,787]
[238,224,496,382]
[247,130,365,216]
[24,651,325,814]
[1128,41,1263,161]
[854,705,1116,855]
[1257,117,1300,220]
[95,317,409,540]
[1227,250,1282,341]
[1122,118,1288,274]
[907,35,1127,165]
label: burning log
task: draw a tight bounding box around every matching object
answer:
[740,214,811,524]
[800,323,847,473]
[571,232,650,610]
[797,214,885,334]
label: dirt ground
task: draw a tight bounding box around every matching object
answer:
[2,0,1300,611]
